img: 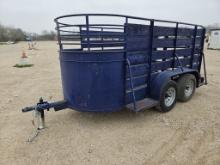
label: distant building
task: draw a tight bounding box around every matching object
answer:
[208,29,220,49]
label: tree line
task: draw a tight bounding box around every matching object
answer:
[0,22,219,42]
[0,23,57,42]
[0,24,26,42]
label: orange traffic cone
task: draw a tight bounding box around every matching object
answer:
[21,50,28,58]
[20,50,28,65]
[14,50,33,68]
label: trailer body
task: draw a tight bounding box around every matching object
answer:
[20,14,207,141]
[22,14,207,114]
[53,14,207,112]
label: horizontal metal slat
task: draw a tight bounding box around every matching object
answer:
[126,75,148,89]
[126,87,148,104]
[152,60,173,72]
[175,58,191,67]
[126,36,151,51]
[152,50,174,60]
[176,38,193,47]
[126,84,148,93]
[177,28,194,36]
[153,26,204,37]
[127,51,149,65]
[81,42,124,48]
[153,38,175,48]
[60,36,81,41]
[196,29,204,36]
[193,54,201,63]
[153,37,201,48]
[154,26,176,36]
[125,23,150,36]
[127,63,149,77]
[81,30,124,36]
[152,48,201,61]
[126,98,158,111]
[152,57,193,70]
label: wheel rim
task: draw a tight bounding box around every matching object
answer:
[184,79,194,97]
[164,87,176,107]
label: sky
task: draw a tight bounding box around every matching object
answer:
[0,0,219,33]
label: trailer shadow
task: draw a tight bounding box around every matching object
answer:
[67,108,161,125]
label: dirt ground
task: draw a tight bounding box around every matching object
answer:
[0,41,220,165]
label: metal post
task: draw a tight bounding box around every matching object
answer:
[124,17,128,97]
[56,22,63,50]
[39,110,45,129]
[124,17,128,52]
[198,28,206,72]
[127,59,137,110]
[199,28,207,84]
[173,23,179,69]
[147,20,154,95]
[190,25,198,68]
[86,15,90,51]
[202,52,208,84]
[101,27,104,50]
[79,26,83,50]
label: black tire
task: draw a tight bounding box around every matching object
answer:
[177,74,196,102]
[157,80,177,112]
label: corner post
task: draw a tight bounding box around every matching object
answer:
[148,19,154,95]
[86,15,90,51]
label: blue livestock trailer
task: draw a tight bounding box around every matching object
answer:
[22,14,207,132]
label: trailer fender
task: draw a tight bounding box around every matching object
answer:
[150,69,199,100]
[150,72,172,100]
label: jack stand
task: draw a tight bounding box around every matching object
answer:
[27,111,44,142]
[22,98,68,142]
[27,98,46,142]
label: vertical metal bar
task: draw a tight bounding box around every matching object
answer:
[173,23,179,69]
[124,17,128,52]
[174,53,184,72]
[124,17,128,60]
[202,52,208,84]
[190,25,198,68]
[147,19,154,95]
[198,28,206,72]
[79,26,83,50]
[39,110,45,129]
[86,15,90,51]
[124,17,135,108]
[161,36,168,71]
[126,59,136,110]
[56,22,62,50]
[101,27,104,50]
[199,28,207,84]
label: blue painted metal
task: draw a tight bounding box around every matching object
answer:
[150,68,199,100]
[148,20,154,95]
[21,13,206,113]
[172,23,179,70]
[198,28,206,76]
[191,25,198,68]
[174,53,184,72]
[126,59,137,111]
[51,14,207,112]
[60,51,125,112]
[22,99,68,112]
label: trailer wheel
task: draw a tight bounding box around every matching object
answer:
[177,74,196,102]
[157,80,177,112]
